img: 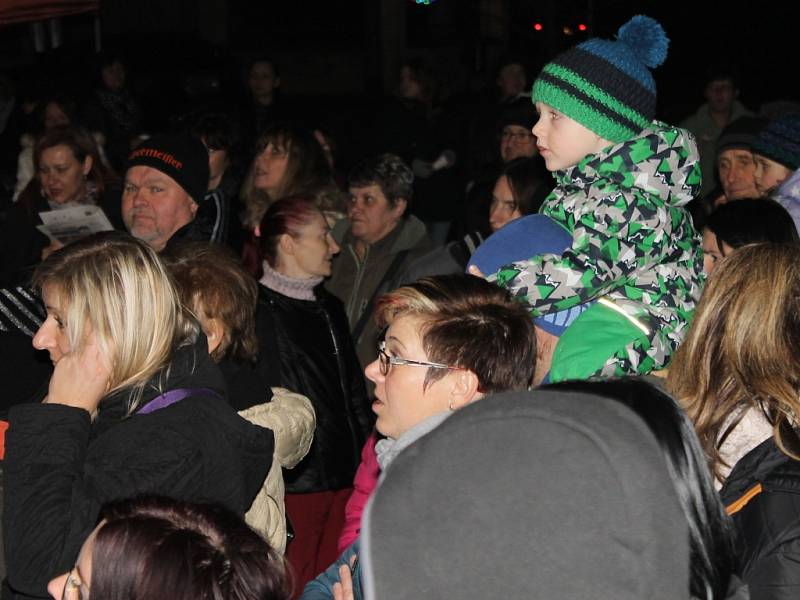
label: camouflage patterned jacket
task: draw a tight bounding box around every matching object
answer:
[494,121,704,372]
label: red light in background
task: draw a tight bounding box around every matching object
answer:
[578,23,587,31]
[533,22,543,31]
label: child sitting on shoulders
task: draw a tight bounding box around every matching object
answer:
[487,15,704,380]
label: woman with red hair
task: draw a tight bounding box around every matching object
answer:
[253,196,372,596]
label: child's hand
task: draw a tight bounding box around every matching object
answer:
[468,265,486,279]
[45,334,110,415]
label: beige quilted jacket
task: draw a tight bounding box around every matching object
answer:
[239,387,316,554]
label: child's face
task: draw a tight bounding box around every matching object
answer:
[533,102,611,171]
[753,153,791,197]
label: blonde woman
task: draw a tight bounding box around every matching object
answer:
[3,231,274,599]
[667,243,800,599]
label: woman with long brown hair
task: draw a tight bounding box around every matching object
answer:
[667,243,800,599]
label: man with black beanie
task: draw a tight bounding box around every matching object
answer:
[121,133,210,251]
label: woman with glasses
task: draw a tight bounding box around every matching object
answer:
[253,195,372,596]
[301,273,536,600]
[47,496,289,600]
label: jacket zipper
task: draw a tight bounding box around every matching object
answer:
[346,244,369,324]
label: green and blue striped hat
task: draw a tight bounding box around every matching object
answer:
[532,15,669,143]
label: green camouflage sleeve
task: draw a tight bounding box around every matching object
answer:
[492,189,670,316]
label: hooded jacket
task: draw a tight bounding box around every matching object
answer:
[495,121,704,373]
[720,437,800,600]
[2,337,273,599]
[326,215,434,370]
[771,168,800,235]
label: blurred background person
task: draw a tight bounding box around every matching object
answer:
[681,65,752,199]
[0,125,121,285]
[82,52,144,173]
[700,198,798,275]
[488,156,551,233]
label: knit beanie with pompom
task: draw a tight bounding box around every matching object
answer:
[531,15,669,143]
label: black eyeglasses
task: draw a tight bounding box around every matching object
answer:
[377,340,462,376]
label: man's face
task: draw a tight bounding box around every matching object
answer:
[101,61,126,92]
[248,61,279,105]
[499,124,537,162]
[122,165,198,251]
[705,79,737,114]
[717,148,758,200]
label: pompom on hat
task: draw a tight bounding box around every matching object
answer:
[532,15,669,143]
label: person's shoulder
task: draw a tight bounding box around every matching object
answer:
[395,216,435,253]
[331,216,351,244]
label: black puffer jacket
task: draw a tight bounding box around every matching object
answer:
[255,284,372,494]
[720,437,800,600]
[2,337,273,599]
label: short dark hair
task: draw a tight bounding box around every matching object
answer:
[348,154,414,207]
[705,198,800,251]
[189,111,240,153]
[164,241,259,363]
[704,63,740,89]
[92,496,290,600]
[494,53,527,78]
[374,274,536,392]
[247,55,280,79]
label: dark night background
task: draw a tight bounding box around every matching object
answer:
[1,0,798,168]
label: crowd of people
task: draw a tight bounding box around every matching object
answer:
[0,12,799,600]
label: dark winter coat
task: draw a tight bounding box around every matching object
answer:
[326,216,434,370]
[720,437,800,600]
[2,337,273,599]
[255,285,372,494]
